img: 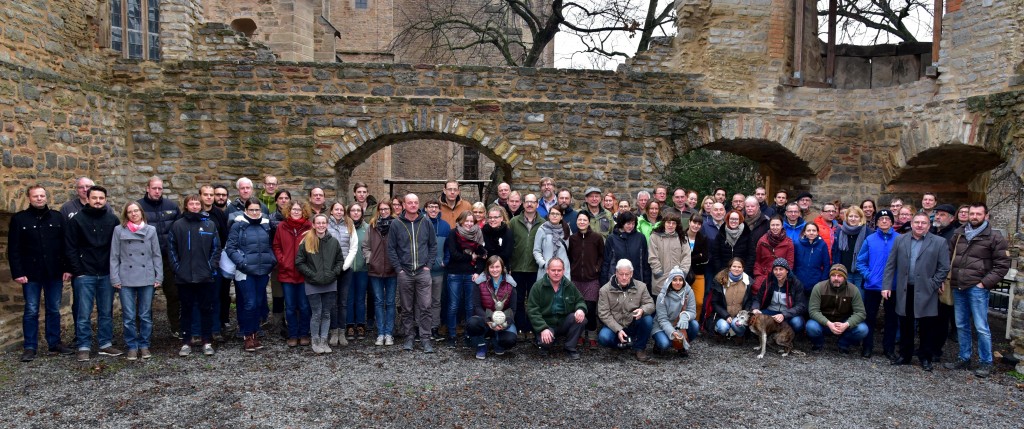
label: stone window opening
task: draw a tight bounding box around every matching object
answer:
[355,0,369,10]
[230,18,258,38]
[110,0,161,60]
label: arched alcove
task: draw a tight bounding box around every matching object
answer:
[230,18,257,38]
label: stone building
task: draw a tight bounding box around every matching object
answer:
[1,0,1023,365]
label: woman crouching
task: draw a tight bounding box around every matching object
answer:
[652,266,698,357]
[467,256,518,359]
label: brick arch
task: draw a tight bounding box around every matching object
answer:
[883,111,1009,200]
[319,114,524,198]
[692,115,827,176]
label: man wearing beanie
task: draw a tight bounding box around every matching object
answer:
[806,264,868,353]
[748,257,806,333]
[855,209,899,360]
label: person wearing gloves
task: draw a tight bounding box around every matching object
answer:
[652,266,698,357]
[597,259,656,362]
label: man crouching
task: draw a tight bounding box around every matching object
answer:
[526,257,587,360]
[597,259,656,362]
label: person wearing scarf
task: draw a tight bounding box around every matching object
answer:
[533,206,571,281]
[568,211,605,348]
[831,206,868,288]
[111,201,163,361]
[271,201,313,347]
[702,258,750,338]
[711,210,753,280]
[444,210,487,345]
[753,216,794,293]
[363,201,397,344]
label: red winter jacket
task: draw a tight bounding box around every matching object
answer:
[272,217,311,283]
[753,232,795,287]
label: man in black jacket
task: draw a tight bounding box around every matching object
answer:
[137,176,182,338]
[387,194,437,353]
[8,185,74,361]
[66,185,121,362]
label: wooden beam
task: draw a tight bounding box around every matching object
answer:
[932,0,943,65]
[793,0,805,79]
[826,0,837,85]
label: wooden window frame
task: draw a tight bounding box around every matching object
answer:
[109,0,161,61]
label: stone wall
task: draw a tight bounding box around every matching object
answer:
[161,0,205,61]
[0,0,110,81]
[936,0,1022,97]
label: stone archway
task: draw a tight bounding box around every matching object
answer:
[319,115,521,202]
[885,144,1006,203]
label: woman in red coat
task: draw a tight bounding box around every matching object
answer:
[272,201,312,346]
[753,216,794,292]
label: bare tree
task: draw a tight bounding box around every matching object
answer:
[391,0,676,68]
[820,0,933,44]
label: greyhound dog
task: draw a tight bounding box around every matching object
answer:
[733,310,798,359]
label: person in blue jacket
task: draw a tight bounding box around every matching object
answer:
[782,202,806,243]
[226,197,277,352]
[855,209,899,360]
[793,223,830,303]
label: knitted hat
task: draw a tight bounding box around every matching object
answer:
[772,257,791,272]
[829,263,848,279]
[935,204,957,216]
[875,209,895,223]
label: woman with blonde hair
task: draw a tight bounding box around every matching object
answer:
[110,201,162,360]
[363,200,397,345]
[325,201,360,347]
[296,214,345,354]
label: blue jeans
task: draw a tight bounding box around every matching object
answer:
[22,280,64,350]
[191,293,222,336]
[465,316,518,352]
[119,285,155,350]
[282,282,311,338]
[445,273,476,337]
[73,275,115,350]
[761,310,805,333]
[598,315,654,351]
[713,318,747,337]
[346,271,368,325]
[653,320,700,350]
[371,276,397,336]
[235,274,270,336]
[805,320,869,348]
[954,287,993,364]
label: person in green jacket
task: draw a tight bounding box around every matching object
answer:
[295,214,345,354]
[526,258,587,360]
[509,193,543,334]
[637,200,661,240]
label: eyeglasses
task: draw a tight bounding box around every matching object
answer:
[246,208,262,213]
[487,216,502,220]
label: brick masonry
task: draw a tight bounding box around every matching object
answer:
[0,0,1023,351]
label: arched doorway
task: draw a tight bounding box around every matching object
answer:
[673,138,817,200]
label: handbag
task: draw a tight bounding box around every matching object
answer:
[219,251,236,278]
[940,235,961,306]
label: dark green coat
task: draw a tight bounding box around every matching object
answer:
[295,233,344,285]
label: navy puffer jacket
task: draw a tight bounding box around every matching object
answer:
[227,214,277,276]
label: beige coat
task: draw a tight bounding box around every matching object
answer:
[648,231,691,296]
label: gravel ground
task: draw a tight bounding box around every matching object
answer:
[2,310,1023,428]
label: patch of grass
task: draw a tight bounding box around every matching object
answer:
[1009,370,1024,381]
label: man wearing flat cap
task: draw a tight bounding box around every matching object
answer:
[796,191,819,223]
[806,264,868,354]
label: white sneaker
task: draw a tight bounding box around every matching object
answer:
[311,338,324,354]
[178,345,191,357]
[203,343,215,356]
[375,335,385,346]
[322,340,333,354]
[384,335,394,346]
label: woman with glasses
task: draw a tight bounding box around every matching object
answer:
[362,200,397,345]
[482,206,513,267]
[226,197,277,352]
[272,201,312,348]
[110,201,162,360]
[445,210,487,345]
[533,206,571,281]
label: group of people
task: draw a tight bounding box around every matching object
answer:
[7,176,1008,376]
